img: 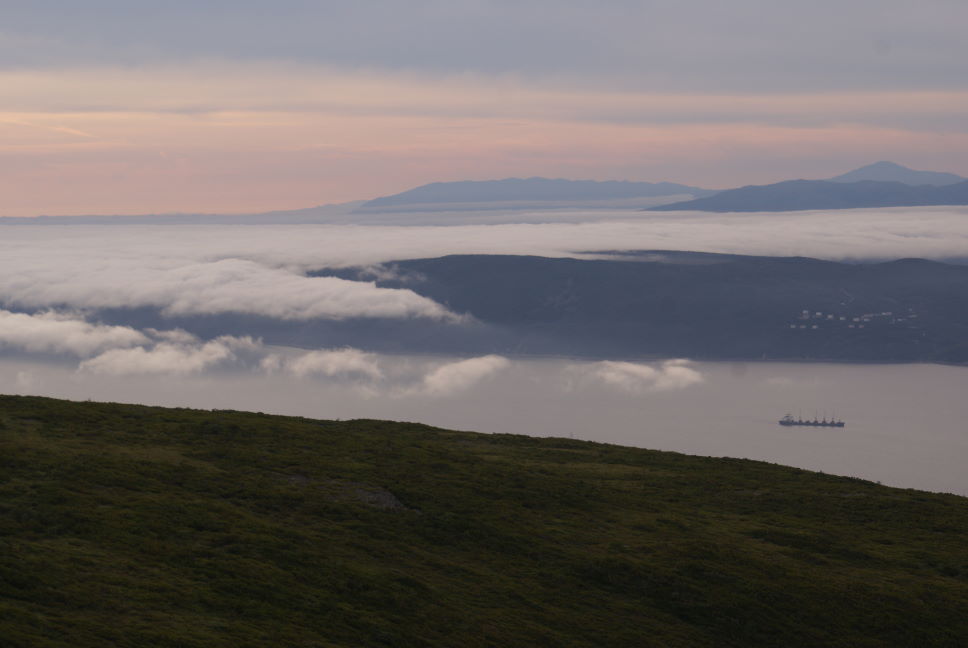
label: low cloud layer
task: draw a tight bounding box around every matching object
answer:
[0,234,458,322]
[0,309,148,356]
[411,355,511,397]
[0,309,264,376]
[264,350,512,398]
[263,348,384,380]
[2,211,967,338]
[0,303,700,405]
[0,305,510,396]
[585,359,705,393]
[80,335,260,376]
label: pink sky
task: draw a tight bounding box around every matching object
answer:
[3,66,968,216]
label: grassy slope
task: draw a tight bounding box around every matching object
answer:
[0,395,966,647]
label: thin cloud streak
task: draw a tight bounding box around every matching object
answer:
[5,66,968,128]
[4,1,967,94]
[6,114,968,216]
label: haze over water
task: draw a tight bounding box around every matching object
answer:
[5,356,966,497]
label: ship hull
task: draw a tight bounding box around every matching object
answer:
[778,419,845,427]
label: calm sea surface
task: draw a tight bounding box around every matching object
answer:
[3,357,966,496]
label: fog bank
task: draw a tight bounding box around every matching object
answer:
[3,208,968,330]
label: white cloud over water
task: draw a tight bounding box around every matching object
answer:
[79,335,260,376]
[264,348,384,380]
[0,308,264,376]
[0,302,505,395]
[0,237,459,322]
[410,355,511,397]
[583,359,705,393]
[0,309,148,356]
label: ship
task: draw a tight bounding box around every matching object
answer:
[778,414,845,428]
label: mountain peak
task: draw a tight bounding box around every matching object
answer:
[830,161,965,186]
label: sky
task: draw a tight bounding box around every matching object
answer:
[3,1,968,216]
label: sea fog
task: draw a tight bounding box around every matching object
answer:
[2,207,968,330]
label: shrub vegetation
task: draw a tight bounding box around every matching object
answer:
[0,395,966,647]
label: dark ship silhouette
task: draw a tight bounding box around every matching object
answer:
[779,414,845,428]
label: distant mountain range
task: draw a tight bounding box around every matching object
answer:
[4,162,966,223]
[356,178,715,212]
[647,161,968,212]
[648,178,968,212]
[829,161,966,186]
[358,162,968,214]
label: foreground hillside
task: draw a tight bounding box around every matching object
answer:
[1,396,966,647]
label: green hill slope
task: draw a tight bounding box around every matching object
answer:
[1,396,966,647]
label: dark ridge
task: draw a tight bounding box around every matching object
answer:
[310,252,968,363]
